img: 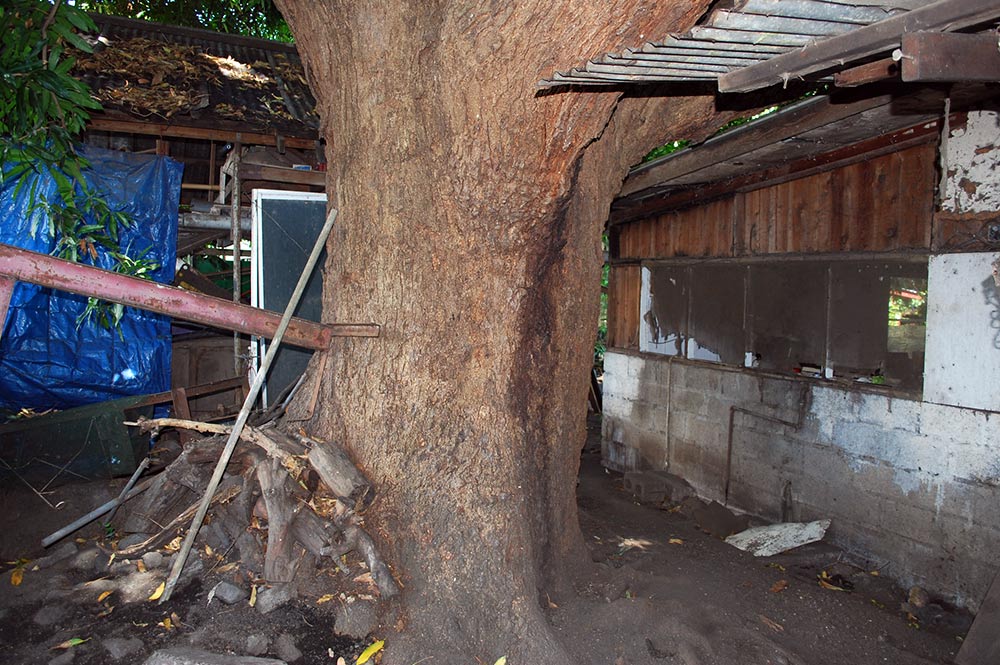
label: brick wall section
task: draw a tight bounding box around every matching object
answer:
[602,349,1000,612]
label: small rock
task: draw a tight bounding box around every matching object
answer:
[254,583,295,615]
[117,533,150,550]
[72,548,100,572]
[274,634,302,662]
[48,651,75,665]
[142,551,165,570]
[33,604,69,627]
[334,599,377,639]
[212,581,248,605]
[103,637,144,661]
[37,542,79,569]
[143,646,285,664]
[245,634,269,656]
[908,586,930,609]
[94,552,115,575]
[110,561,135,576]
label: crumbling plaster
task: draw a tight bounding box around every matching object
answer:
[942,109,1000,214]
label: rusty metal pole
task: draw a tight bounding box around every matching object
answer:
[160,207,339,603]
[0,276,14,343]
[0,243,378,348]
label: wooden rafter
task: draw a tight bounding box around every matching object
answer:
[718,0,1000,93]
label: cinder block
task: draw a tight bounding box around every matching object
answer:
[856,392,922,433]
[685,365,721,393]
[671,387,706,416]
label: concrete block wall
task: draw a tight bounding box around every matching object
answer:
[602,349,1000,612]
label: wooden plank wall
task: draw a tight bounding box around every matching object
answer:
[606,264,640,350]
[616,143,936,261]
[619,197,735,260]
[740,144,936,254]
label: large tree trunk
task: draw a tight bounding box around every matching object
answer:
[276,1,723,662]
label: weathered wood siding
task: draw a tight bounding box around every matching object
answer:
[619,197,735,260]
[606,264,640,350]
[616,143,937,261]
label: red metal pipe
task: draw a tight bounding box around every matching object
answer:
[0,276,14,334]
[0,243,378,349]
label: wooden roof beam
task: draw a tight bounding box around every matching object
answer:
[718,0,1000,93]
[900,32,1000,83]
[87,116,319,150]
[620,92,890,197]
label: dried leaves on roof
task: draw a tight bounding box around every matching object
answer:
[71,36,316,132]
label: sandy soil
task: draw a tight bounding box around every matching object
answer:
[0,420,970,665]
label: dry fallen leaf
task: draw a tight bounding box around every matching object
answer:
[148,582,165,601]
[97,605,114,618]
[136,560,147,573]
[494,658,508,665]
[205,545,214,557]
[356,639,384,664]
[97,590,113,603]
[165,537,182,552]
[51,637,90,650]
[10,568,23,587]
[668,538,684,545]
[770,580,789,594]
[336,657,346,665]
[759,614,785,633]
[353,572,374,585]
[215,562,238,574]
[158,617,173,630]
[316,594,336,605]
[249,584,257,607]
[546,594,558,609]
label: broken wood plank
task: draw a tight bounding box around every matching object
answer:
[257,458,299,584]
[717,0,1000,93]
[833,57,898,87]
[306,440,374,510]
[290,505,342,560]
[901,32,1000,83]
[117,477,243,557]
[342,525,399,599]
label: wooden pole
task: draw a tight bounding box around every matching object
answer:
[160,207,339,603]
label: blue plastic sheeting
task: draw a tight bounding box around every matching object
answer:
[0,145,183,410]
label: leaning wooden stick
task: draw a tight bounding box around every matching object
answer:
[160,207,339,603]
[128,417,301,464]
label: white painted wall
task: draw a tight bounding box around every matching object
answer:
[924,252,1000,411]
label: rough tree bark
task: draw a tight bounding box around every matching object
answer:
[274,2,728,662]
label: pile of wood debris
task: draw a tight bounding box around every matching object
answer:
[110,415,397,610]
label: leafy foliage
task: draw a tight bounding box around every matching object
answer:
[1,1,100,177]
[77,0,293,42]
[1,0,157,330]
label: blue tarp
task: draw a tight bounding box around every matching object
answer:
[0,145,183,410]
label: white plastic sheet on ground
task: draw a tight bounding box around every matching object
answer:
[724,519,831,557]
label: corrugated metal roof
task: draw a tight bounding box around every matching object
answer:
[539,0,908,87]
[76,15,318,138]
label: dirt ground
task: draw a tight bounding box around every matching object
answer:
[0,419,970,665]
